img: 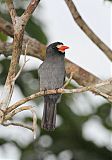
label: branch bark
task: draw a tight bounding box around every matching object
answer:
[64,0,112,61]
[0,0,40,110]
[5,0,17,24]
[7,78,112,114]
[21,0,40,26]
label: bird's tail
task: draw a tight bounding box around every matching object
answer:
[41,95,59,131]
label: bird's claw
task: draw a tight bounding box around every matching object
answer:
[43,88,47,95]
[55,88,59,94]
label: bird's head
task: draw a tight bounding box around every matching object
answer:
[46,42,69,55]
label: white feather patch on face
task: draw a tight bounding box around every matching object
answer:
[56,44,65,53]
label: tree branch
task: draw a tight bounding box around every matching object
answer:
[3,121,33,131]
[7,78,112,114]
[0,16,112,97]
[13,41,30,81]
[21,0,40,26]
[0,78,111,135]
[0,1,40,110]
[64,0,112,61]
[5,105,37,138]
[5,0,17,25]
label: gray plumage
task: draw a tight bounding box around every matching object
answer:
[38,42,66,131]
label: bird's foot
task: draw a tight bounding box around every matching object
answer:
[55,88,59,94]
[43,88,47,95]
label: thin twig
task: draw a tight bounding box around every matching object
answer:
[14,41,30,81]
[5,106,31,120]
[30,107,37,139]
[5,105,37,138]
[5,0,17,24]
[3,121,33,131]
[63,72,74,88]
[0,109,5,124]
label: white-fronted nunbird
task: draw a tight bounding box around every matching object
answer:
[38,42,69,131]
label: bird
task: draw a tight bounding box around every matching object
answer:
[38,42,69,131]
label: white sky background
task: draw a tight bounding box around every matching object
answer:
[36,0,111,79]
[0,0,112,159]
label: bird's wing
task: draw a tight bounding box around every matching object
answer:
[63,70,66,85]
[38,62,44,76]
[38,63,43,90]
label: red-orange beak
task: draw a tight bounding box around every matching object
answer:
[58,45,69,52]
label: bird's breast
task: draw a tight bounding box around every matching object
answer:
[39,58,65,90]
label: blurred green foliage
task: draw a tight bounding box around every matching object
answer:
[105,0,112,2]
[0,32,7,41]
[0,1,112,160]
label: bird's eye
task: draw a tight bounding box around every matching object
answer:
[52,46,56,49]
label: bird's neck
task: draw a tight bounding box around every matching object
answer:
[46,51,65,61]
